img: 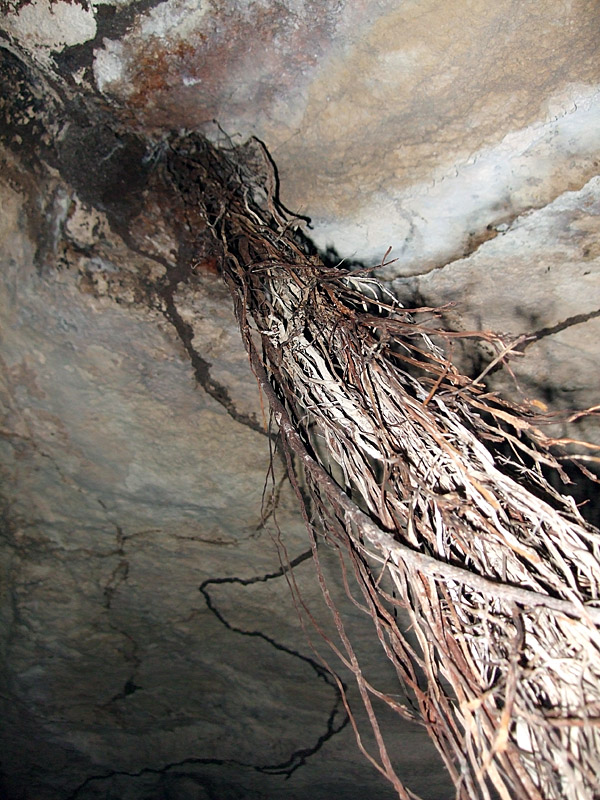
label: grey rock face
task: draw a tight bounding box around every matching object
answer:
[0,57,445,800]
[394,179,600,454]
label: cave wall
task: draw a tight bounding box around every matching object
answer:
[1,1,599,798]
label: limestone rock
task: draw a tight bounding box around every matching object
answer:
[396,177,600,451]
[0,120,445,800]
[85,0,600,270]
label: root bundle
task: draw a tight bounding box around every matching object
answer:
[166,134,600,800]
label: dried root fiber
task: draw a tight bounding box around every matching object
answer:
[166,134,600,800]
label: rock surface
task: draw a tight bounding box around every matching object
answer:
[0,148,447,799]
[0,86,446,799]
[1,1,599,798]
[397,177,600,448]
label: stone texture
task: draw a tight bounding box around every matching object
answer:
[0,136,446,799]
[395,176,600,450]
[3,0,97,57]
[84,0,600,269]
[6,0,600,273]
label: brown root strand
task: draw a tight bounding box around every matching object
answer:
[166,133,600,800]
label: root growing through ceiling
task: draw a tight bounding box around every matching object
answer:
[165,132,600,800]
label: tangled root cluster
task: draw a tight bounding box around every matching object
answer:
[166,133,600,800]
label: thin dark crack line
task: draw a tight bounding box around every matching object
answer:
[199,550,335,682]
[65,553,347,798]
[409,227,501,277]
[408,177,600,278]
[63,720,342,800]
[465,307,600,382]
[64,555,347,798]
[111,233,268,437]
[201,548,312,590]
[63,757,282,800]
[65,709,347,798]
[198,552,349,768]
[160,291,265,436]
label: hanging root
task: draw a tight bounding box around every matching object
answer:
[165,133,600,800]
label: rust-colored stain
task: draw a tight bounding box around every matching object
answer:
[113,3,341,130]
[128,36,205,112]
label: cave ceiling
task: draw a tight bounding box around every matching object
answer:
[1,1,599,798]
